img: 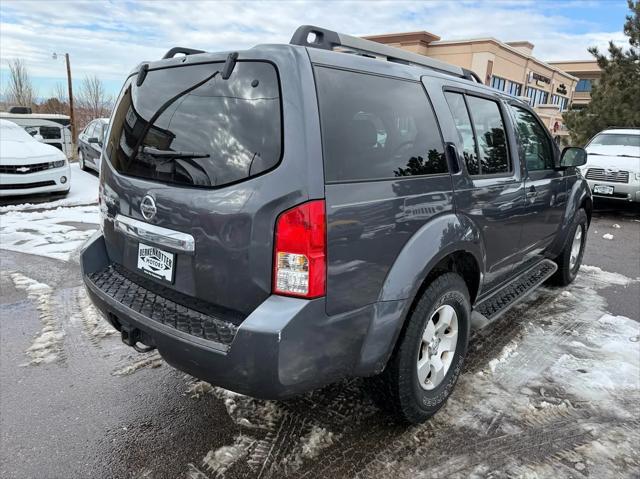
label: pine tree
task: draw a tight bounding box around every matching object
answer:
[563,0,640,145]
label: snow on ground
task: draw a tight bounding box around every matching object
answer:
[9,272,64,365]
[182,265,639,478]
[0,204,98,261]
[0,163,98,213]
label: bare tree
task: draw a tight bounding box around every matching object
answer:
[53,81,68,104]
[5,59,37,107]
[76,75,112,127]
[40,82,69,115]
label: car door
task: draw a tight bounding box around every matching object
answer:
[439,88,527,295]
[89,122,104,167]
[80,121,95,162]
[443,86,525,295]
[508,104,567,269]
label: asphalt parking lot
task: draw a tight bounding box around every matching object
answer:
[1,197,638,479]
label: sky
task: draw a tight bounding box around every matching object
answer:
[0,0,632,100]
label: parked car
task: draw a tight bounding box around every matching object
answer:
[80,26,590,424]
[0,119,70,197]
[78,118,109,173]
[581,128,640,203]
[0,111,73,159]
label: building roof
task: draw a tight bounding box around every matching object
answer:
[365,31,579,82]
[428,37,579,81]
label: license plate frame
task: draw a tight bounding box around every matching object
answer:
[137,242,176,283]
[593,184,614,195]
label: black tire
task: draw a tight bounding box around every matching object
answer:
[549,208,588,286]
[367,272,471,424]
[78,150,86,171]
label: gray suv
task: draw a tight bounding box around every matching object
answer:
[81,26,591,423]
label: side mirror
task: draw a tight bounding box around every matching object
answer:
[34,134,45,142]
[558,146,587,169]
[88,137,100,144]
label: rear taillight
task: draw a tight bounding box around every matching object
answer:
[273,200,326,298]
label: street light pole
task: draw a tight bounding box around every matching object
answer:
[64,53,76,149]
[53,52,76,158]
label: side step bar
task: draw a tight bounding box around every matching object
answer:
[473,259,558,326]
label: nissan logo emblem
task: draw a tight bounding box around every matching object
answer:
[140,195,157,221]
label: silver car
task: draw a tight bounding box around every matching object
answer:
[581,128,640,202]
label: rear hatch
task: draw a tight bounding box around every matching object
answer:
[99,48,321,317]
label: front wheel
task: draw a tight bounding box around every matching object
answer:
[368,272,471,424]
[550,208,588,286]
[78,150,86,171]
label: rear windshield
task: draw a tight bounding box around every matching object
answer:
[105,61,282,188]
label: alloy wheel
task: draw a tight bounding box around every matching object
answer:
[417,304,459,390]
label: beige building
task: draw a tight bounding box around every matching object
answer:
[364,32,579,140]
[547,60,601,108]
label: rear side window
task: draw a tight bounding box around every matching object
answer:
[444,92,480,175]
[105,61,281,188]
[315,67,446,182]
[466,96,510,175]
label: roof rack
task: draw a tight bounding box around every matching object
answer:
[162,47,205,60]
[290,25,481,83]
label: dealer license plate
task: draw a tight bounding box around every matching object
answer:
[137,243,175,283]
[593,184,614,195]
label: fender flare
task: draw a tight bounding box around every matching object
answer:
[355,213,484,376]
[548,179,592,258]
[378,213,484,303]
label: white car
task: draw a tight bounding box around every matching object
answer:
[0,119,71,197]
[581,128,640,203]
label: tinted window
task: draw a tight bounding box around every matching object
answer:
[315,67,446,182]
[105,61,281,188]
[511,106,554,171]
[576,79,592,92]
[466,96,510,175]
[444,92,479,175]
[39,126,61,139]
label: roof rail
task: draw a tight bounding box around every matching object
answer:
[162,47,205,60]
[290,25,480,83]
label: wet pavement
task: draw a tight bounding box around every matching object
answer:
[1,200,638,479]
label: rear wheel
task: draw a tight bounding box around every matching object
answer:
[78,150,86,171]
[550,208,588,286]
[368,273,471,424]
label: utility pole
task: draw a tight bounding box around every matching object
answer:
[53,52,76,157]
[65,53,76,148]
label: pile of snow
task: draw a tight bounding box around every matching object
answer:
[0,163,98,212]
[0,204,98,261]
[602,233,614,240]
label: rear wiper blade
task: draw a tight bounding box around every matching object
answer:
[617,154,640,158]
[588,152,603,155]
[141,146,210,159]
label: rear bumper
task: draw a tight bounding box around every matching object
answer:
[0,165,71,197]
[585,179,640,202]
[80,232,390,399]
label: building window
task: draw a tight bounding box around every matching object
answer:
[551,94,569,112]
[490,76,506,91]
[507,81,522,97]
[575,79,592,92]
[526,87,549,107]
